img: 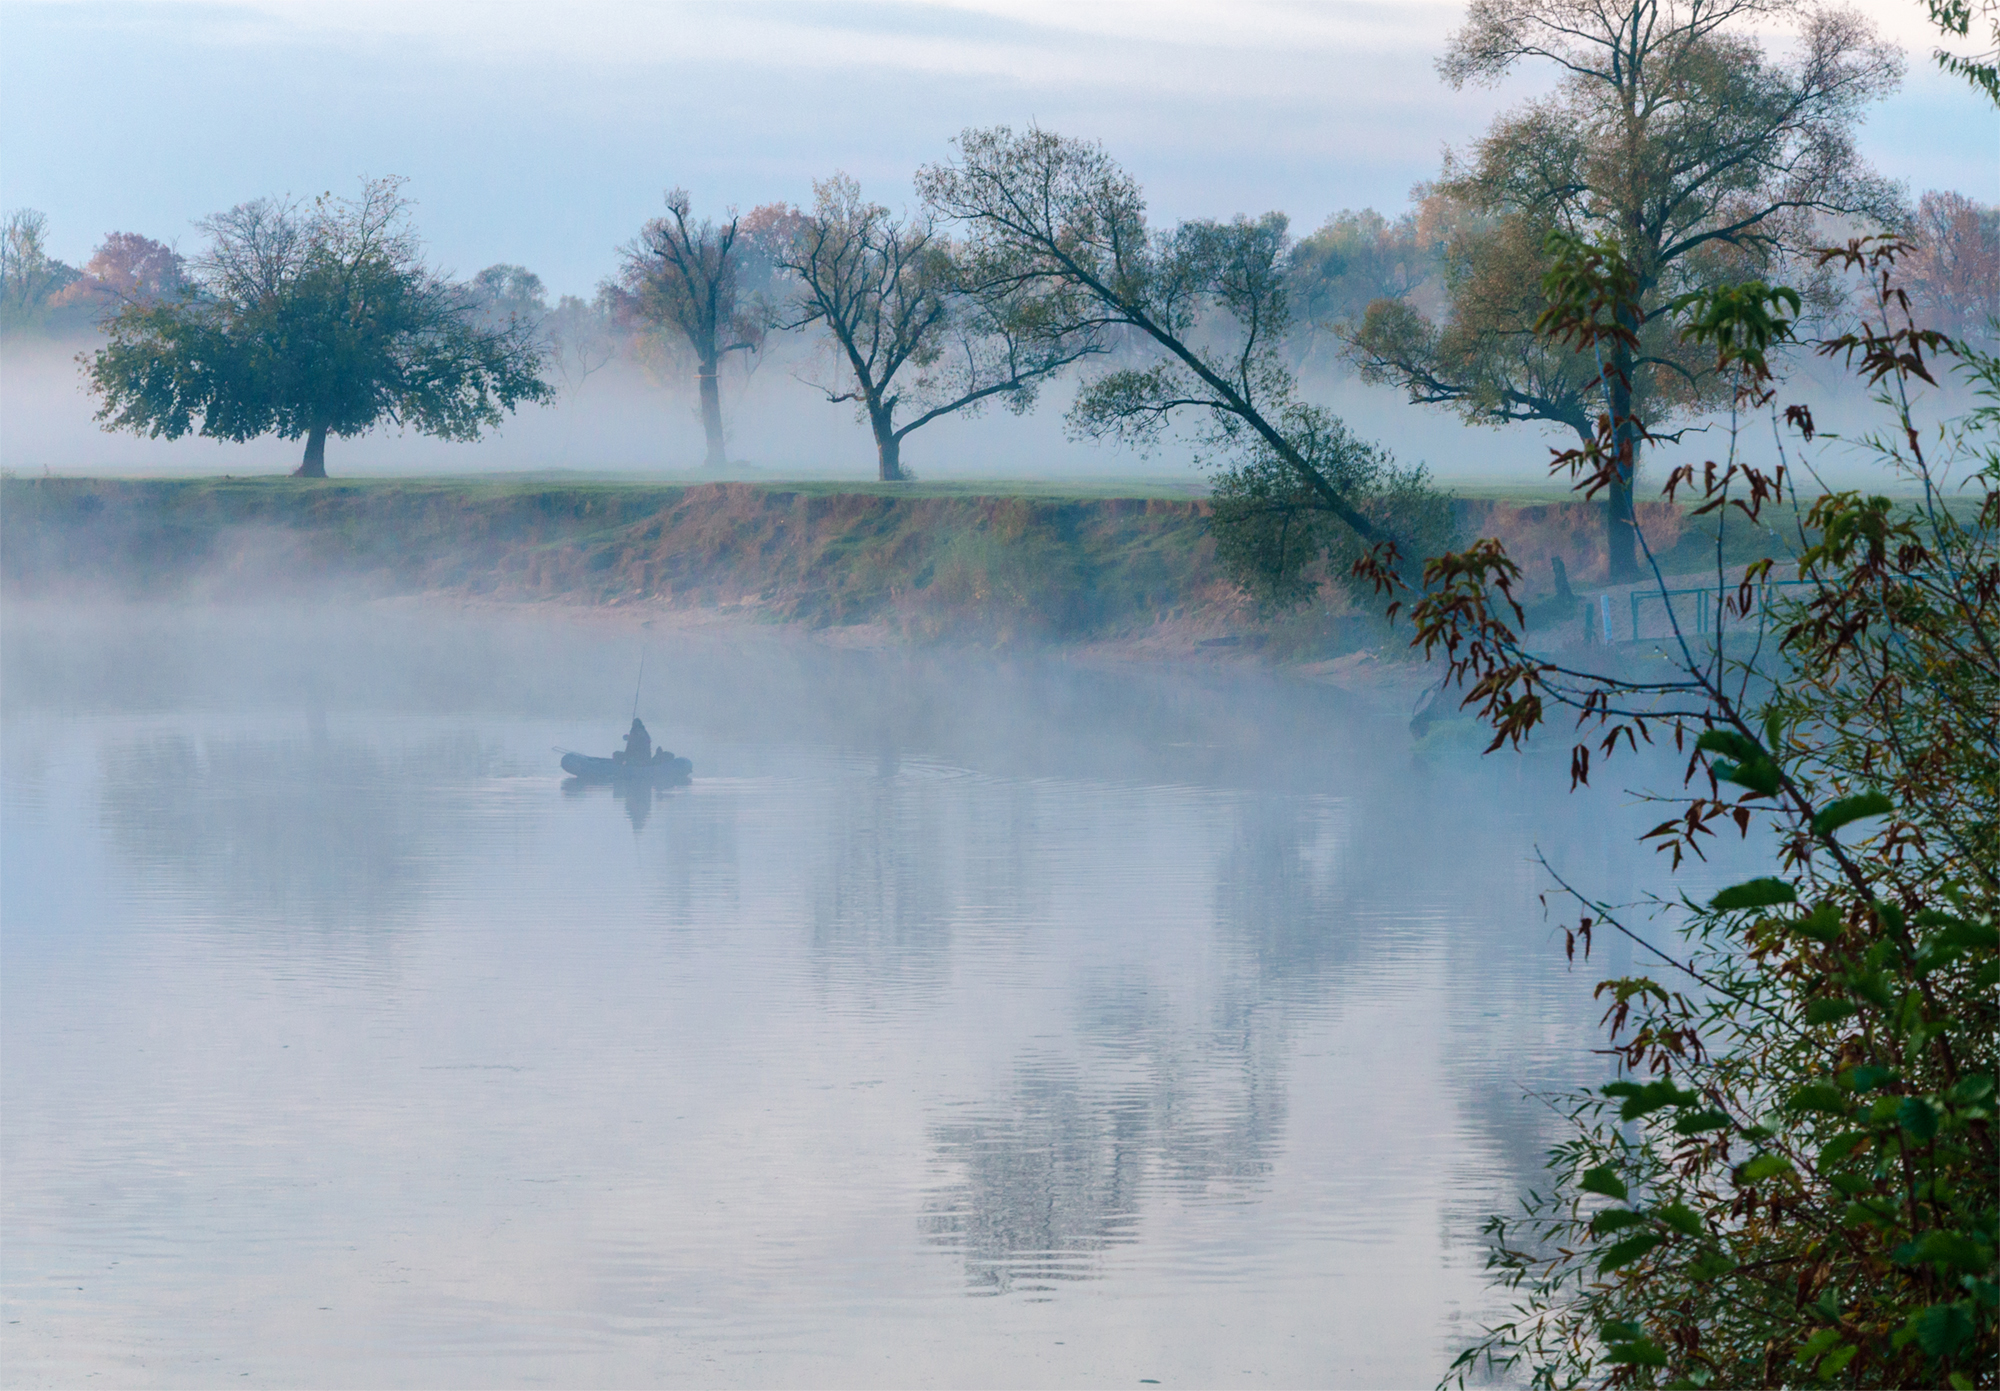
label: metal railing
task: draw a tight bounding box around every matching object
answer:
[1622,579,1813,642]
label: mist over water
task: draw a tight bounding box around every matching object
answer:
[1,600,1767,1386]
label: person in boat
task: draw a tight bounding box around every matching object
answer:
[620,717,653,765]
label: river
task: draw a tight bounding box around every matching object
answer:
[1,601,1741,1387]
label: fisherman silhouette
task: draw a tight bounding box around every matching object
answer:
[621,717,652,765]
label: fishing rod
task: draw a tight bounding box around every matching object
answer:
[630,650,647,722]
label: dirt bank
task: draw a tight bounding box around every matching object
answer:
[2,476,1741,658]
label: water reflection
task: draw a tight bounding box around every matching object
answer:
[96,728,502,936]
[1,602,1719,1386]
[560,771,677,829]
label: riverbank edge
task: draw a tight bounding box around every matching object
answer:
[0,474,1707,665]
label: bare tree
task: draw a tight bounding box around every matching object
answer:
[545,291,618,395]
[612,190,759,469]
[779,174,1103,482]
[1361,0,1902,580]
[1,210,79,330]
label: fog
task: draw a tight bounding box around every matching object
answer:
[1,597,1772,1385]
[0,326,1592,480]
[0,2,1985,1384]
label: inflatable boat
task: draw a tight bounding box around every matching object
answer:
[559,750,694,783]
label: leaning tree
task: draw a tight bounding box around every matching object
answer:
[88,178,551,477]
[1354,0,1901,580]
[779,173,1103,482]
[917,126,1452,598]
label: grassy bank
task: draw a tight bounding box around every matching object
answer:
[0,474,1795,650]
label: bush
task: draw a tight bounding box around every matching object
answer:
[1405,237,1997,1388]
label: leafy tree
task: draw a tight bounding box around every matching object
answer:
[1285,208,1439,372]
[1379,229,1998,1388]
[49,232,188,325]
[918,126,1451,590]
[465,263,548,333]
[1904,190,2000,341]
[610,190,761,469]
[777,173,1104,482]
[1362,0,1902,581]
[1351,200,1618,455]
[87,178,551,477]
[1,209,79,333]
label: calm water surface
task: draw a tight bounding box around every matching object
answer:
[1,603,1732,1387]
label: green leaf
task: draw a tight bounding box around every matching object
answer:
[1817,1344,1859,1378]
[1898,1096,1940,1140]
[1673,1108,1732,1134]
[1598,1231,1666,1270]
[1794,1328,1844,1360]
[1805,997,1859,1025]
[1605,1336,1668,1367]
[1936,918,2000,952]
[1895,1231,1994,1272]
[1916,1302,1976,1357]
[1591,1208,1648,1235]
[1848,971,1896,1008]
[1949,1075,1996,1106]
[1786,1083,1850,1115]
[1737,1153,1795,1184]
[1695,729,1761,763]
[1810,791,1892,837]
[1712,877,1796,910]
[1796,902,1845,943]
[1619,1080,1699,1120]
[1818,1131,1871,1164]
[1848,1064,1898,1092]
[1687,1251,1736,1281]
[1723,758,1782,795]
[1579,1164,1629,1200]
[1654,1202,1703,1238]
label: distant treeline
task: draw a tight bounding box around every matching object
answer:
[3,0,1996,588]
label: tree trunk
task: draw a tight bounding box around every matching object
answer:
[293,422,328,478]
[1605,343,1641,583]
[873,409,904,482]
[697,359,727,469]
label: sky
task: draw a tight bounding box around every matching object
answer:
[0,0,1994,479]
[4,0,1994,298]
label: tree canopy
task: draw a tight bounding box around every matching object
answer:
[87,179,551,477]
[1356,0,1902,579]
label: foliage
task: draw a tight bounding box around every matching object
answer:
[1350,200,1617,446]
[777,173,1103,482]
[1922,0,2000,101]
[1365,0,1902,580]
[48,232,188,324]
[85,178,551,477]
[1211,405,1454,608]
[1903,192,2000,343]
[1284,208,1440,372]
[918,124,1452,591]
[1389,231,1998,1388]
